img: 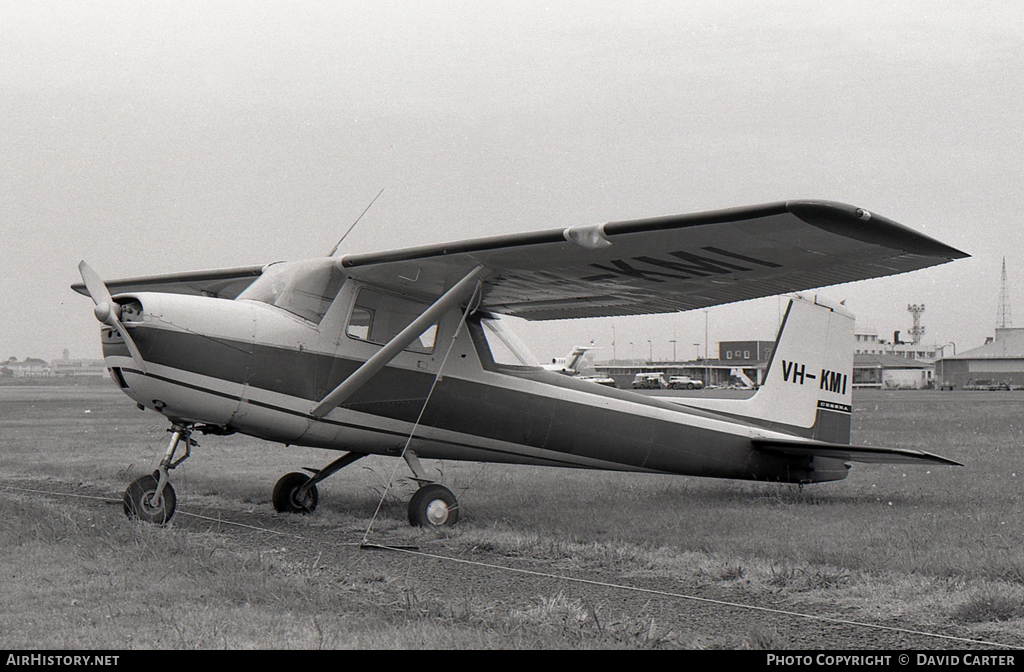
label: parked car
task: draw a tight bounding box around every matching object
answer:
[631,373,667,389]
[668,375,704,390]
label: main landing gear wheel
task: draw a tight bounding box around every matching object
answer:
[123,474,177,525]
[408,483,459,528]
[272,472,319,514]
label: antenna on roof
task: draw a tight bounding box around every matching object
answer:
[998,257,1013,328]
[328,188,385,257]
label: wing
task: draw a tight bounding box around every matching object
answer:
[338,200,968,320]
[752,437,963,466]
[71,265,265,300]
[72,201,966,316]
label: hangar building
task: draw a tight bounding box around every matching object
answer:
[934,328,1024,389]
[853,353,934,389]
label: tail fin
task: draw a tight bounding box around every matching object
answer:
[544,345,596,374]
[565,346,591,372]
[741,295,854,442]
[673,294,959,472]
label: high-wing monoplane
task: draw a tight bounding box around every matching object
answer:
[73,200,967,527]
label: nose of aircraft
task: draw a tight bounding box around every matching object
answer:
[78,261,148,373]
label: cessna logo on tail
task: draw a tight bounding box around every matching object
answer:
[781,360,847,395]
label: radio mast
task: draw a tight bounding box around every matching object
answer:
[907,304,925,345]
[998,257,1012,329]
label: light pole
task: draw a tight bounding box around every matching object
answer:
[704,310,710,386]
[936,342,956,390]
[647,340,653,363]
[704,310,709,361]
[669,339,677,362]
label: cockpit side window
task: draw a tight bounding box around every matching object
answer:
[345,287,437,354]
[236,259,345,325]
[468,312,540,370]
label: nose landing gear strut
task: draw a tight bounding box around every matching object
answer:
[123,423,195,525]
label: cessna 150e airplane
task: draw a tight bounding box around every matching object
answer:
[73,200,966,527]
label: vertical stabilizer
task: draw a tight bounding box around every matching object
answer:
[740,295,854,441]
[543,345,594,374]
[565,346,590,372]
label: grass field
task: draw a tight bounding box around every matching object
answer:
[2,383,1023,649]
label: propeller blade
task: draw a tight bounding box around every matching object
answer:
[78,261,148,374]
[77,260,114,309]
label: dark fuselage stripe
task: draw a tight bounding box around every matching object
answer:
[124,367,610,470]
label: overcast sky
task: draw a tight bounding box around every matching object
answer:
[2,1,1021,363]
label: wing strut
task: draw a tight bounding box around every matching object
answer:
[310,265,490,419]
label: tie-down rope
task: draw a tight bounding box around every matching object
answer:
[360,281,483,545]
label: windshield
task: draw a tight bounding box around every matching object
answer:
[236,258,345,324]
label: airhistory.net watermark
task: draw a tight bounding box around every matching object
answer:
[6,655,119,667]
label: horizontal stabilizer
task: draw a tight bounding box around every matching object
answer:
[752,438,963,466]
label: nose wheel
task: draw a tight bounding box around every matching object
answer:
[123,473,177,525]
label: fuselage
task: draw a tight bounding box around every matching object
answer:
[100,272,850,485]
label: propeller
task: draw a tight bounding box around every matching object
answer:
[78,261,148,373]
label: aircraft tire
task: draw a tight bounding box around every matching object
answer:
[408,484,459,528]
[272,472,318,514]
[123,474,177,525]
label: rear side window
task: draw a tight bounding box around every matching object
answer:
[345,288,436,354]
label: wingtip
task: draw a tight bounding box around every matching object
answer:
[786,200,969,261]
